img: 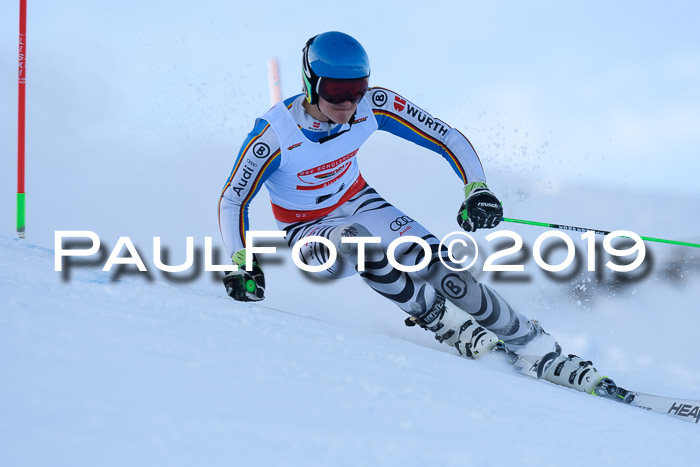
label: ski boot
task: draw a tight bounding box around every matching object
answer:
[541,353,604,394]
[406,293,498,359]
[499,321,603,394]
[505,319,561,356]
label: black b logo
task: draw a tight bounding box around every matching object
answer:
[253,142,271,158]
[372,90,388,108]
[441,274,467,299]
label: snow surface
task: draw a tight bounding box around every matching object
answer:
[2,1,700,466]
[2,236,699,467]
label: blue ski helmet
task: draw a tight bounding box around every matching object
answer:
[302,31,370,105]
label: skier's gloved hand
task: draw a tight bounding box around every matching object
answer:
[223,248,265,302]
[457,182,503,232]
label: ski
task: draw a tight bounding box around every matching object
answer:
[594,377,700,423]
[494,343,700,424]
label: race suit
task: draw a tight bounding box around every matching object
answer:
[219,87,537,347]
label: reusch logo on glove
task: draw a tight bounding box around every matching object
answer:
[478,202,500,209]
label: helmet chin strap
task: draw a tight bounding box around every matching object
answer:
[317,111,357,144]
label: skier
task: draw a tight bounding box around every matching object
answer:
[218,31,602,393]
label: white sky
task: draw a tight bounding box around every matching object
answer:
[1,1,699,247]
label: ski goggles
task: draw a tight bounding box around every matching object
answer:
[317,77,369,105]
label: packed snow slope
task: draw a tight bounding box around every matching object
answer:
[2,3,700,464]
[1,235,698,467]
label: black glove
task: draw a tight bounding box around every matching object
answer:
[457,182,503,232]
[223,249,265,302]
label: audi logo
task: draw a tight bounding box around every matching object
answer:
[390,216,414,231]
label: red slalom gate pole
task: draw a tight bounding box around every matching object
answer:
[17,0,27,238]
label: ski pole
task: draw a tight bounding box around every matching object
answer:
[501,217,700,249]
